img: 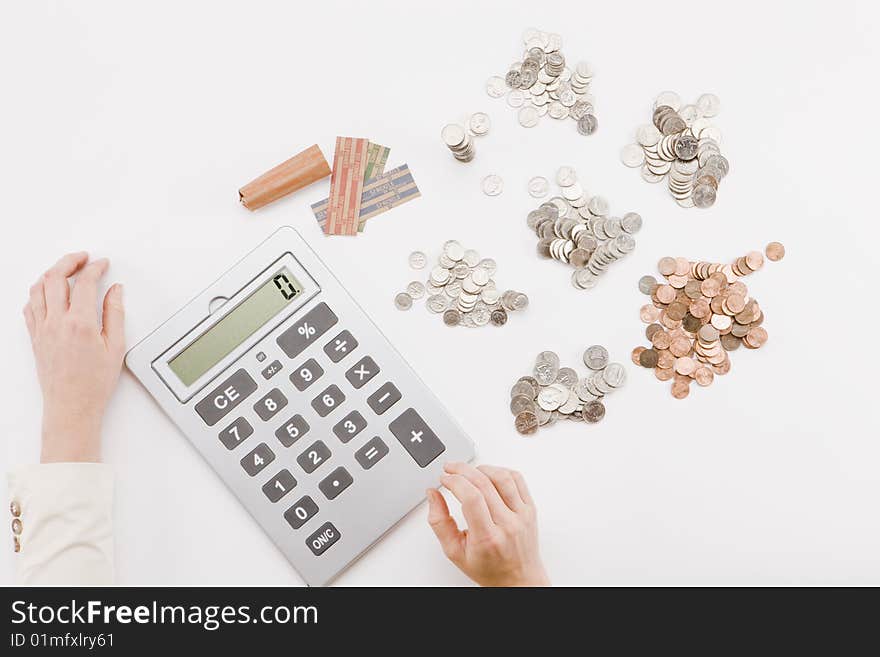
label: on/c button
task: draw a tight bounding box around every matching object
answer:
[306,522,341,556]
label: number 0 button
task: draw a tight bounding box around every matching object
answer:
[297,440,331,474]
[254,388,287,421]
[284,495,318,530]
[241,443,275,477]
[311,385,345,417]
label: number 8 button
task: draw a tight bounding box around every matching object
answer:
[310,385,345,417]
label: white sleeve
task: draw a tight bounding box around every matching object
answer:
[7,463,114,585]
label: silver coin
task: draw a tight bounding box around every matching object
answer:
[408,250,427,269]
[406,281,425,300]
[426,294,450,313]
[583,345,609,370]
[620,143,645,168]
[638,274,657,294]
[468,112,491,136]
[528,176,549,198]
[394,292,413,311]
[511,381,537,400]
[556,166,578,187]
[510,394,536,415]
[556,367,579,387]
[558,389,580,415]
[486,76,507,98]
[507,90,527,108]
[636,124,662,147]
[602,363,626,388]
[548,101,568,119]
[441,124,466,148]
[518,105,540,127]
[654,91,681,111]
[621,212,642,233]
[576,114,598,135]
[478,258,497,276]
[442,309,461,326]
[697,93,721,117]
[481,174,504,196]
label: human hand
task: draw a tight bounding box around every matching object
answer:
[23,252,125,463]
[427,462,549,587]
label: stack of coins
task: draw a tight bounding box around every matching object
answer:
[441,123,475,162]
[395,241,528,328]
[621,91,729,208]
[510,346,626,435]
[632,244,784,399]
[485,28,598,135]
[526,166,642,290]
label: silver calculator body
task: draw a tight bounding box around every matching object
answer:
[126,226,474,586]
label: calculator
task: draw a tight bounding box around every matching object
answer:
[126,226,474,585]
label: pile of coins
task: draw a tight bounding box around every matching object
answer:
[632,243,784,399]
[526,166,642,290]
[621,91,729,208]
[441,123,476,162]
[395,241,529,328]
[510,346,626,435]
[485,28,598,135]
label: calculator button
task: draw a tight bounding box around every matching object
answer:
[345,355,379,389]
[289,358,324,391]
[240,443,275,477]
[310,385,345,417]
[297,440,331,474]
[254,388,287,421]
[274,414,310,448]
[367,382,401,415]
[306,522,340,556]
[218,417,253,450]
[323,330,358,363]
[354,436,389,470]
[261,360,283,380]
[195,369,257,426]
[276,302,338,359]
[332,410,367,444]
[284,495,319,530]
[262,469,297,503]
[389,408,446,467]
[318,467,353,500]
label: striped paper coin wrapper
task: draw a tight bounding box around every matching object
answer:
[312,164,421,232]
[325,137,370,235]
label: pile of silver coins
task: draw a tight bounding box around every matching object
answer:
[395,241,529,328]
[510,346,626,435]
[441,123,476,163]
[621,91,729,208]
[485,28,597,135]
[527,166,642,290]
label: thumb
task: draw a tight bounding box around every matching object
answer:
[102,284,126,352]
[426,488,464,564]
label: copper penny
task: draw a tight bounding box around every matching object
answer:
[655,367,674,381]
[711,313,732,331]
[639,348,659,368]
[689,298,710,318]
[712,359,731,375]
[682,313,702,333]
[674,257,690,276]
[657,350,675,369]
[745,250,764,271]
[514,411,539,435]
[651,330,671,350]
[656,285,676,304]
[666,301,688,321]
[640,304,661,323]
[694,366,714,386]
[765,241,785,261]
[631,346,646,366]
[671,380,690,399]
[745,326,768,348]
[658,257,676,276]
[669,335,691,357]
[720,334,741,351]
[697,324,719,343]
[725,293,746,314]
[645,323,663,341]
[674,356,697,376]
[700,278,721,297]
[667,274,688,289]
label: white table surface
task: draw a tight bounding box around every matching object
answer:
[2,0,878,586]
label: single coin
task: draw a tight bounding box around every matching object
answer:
[582,400,605,423]
[518,105,540,128]
[515,411,539,435]
[620,143,645,168]
[468,112,491,136]
[696,93,721,117]
[441,124,466,148]
[442,309,461,326]
[486,76,507,98]
[654,91,682,111]
[576,114,598,135]
[394,292,413,310]
[765,242,785,261]
[556,166,578,187]
[671,381,690,399]
[528,176,550,198]
[631,346,646,365]
[426,294,449,313]
[406,281,425,300]
[511,380,537,400]
[482,174,504,196]
[408,251,427,269]
[583,345,609,370]
[639,348,659,368]
[490,309,508,326]
[510,394,537,416]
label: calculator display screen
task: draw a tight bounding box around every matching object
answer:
[169,268,302,386]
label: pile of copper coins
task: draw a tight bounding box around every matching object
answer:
[621,91,729,208]
[526,166,642,290]
[632,242,785,399]
[510,346,626,435]
[395,241,529,328]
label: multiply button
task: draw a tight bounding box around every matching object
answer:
[318,467,353,500]
[389,408,445,467]
[367,382,401,415]
[277,303,338,359]
[323,330,358,363]
[195,369,257,426]
[306,522,340,556]
[345,356,379,389]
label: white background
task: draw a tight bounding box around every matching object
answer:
[2,1,878,585]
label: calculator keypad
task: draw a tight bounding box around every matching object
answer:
[262,469,297,502]
[311,384,345,417]
[332,410,367,444]
[254,388,288,421]
[345,355,379,389]
[290,358,324,391]
[323,330,358,363]
[219,417,253,450]
[318,466,353,500]
[284,495,319,530]
[274,414,310,448]
[277,303,338,359]
[241,443,275,477]
[196,369,257,426]
[367,382,402,415]
[297,440,331,474]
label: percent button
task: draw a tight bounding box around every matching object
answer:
[277,303,338,359]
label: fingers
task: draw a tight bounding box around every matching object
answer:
[28,279,46,322]
[101,284,125,352]
[477,465,526,512]
[23,304,35,339]
[511,470,534,507]
[439,472,494,539]
[69,258,109,320]
[444,461,512,522]
[426,488,464,564]
[42,252,88,316]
